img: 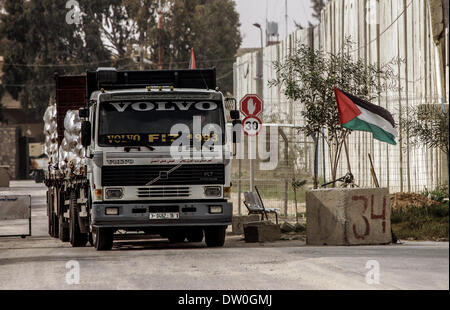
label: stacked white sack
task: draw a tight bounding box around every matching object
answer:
[62,110,86,176]
[43,104,58,169]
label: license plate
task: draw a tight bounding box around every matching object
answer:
[149,212,179,220]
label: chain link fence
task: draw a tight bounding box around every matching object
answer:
[229,125,316,217]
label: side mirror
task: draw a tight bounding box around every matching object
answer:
[79,108,89,118]
[230,110,240,120]
[232,119,241,144]
[81,121,92,147]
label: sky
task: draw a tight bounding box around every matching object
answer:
[235,0,316,48]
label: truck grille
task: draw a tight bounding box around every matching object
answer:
[102,164,224,186]
[137,187,190,198]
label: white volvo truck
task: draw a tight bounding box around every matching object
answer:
[45,68,240,250]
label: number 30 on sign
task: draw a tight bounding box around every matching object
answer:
[242,115,262,136]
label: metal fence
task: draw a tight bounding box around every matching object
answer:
[230,125,315,217]
[233,0,449,204]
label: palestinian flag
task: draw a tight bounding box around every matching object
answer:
[334,87,397,145]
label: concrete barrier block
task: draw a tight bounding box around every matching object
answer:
[306,188,391,246]
[243,221,281,242]
[232,214,260,235]
[0,168,10,188]
[0,195,31,220]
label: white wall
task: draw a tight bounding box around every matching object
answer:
[234,0,449,192]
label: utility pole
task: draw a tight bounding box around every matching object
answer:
[285,0,288,38]
[139,47,143,70]
[265,0,268,46]
[251,22,264,192]
[158,0,163,69]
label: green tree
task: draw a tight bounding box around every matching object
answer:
[81,0,138,68]
[311,0,328,22]
[402,104,449,180]
[0,0,111,117]
[191,0,242,93]
[270,39,399,188]
[136,0,241,93]
[0,0,242,119]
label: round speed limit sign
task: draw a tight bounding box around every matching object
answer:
[242,115,263,136]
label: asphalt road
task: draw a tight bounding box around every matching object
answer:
[0,181,448,290]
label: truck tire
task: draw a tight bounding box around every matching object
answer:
[92,227,114,251]
[47,189,59,238]
[49,213,59,238]
[186,228,204,242]
[204,226,226,247]
[59,215,70,242]
[69,190,88,247]
[48,211,53,237]
[47,190,53,236]
[53,214,59,238]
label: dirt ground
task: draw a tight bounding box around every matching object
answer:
[390,192,442,210]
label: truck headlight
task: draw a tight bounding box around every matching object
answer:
[204,186,221,197]
[105,207,119,215]
[209,205,223,214]
[105,188,123,199]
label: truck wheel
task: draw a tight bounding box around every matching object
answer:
[88,232,94,246]
[69,191,88,247]
[186,228,204,242]
[49,213,59,238]
[47,190,59,238]
[47,190,53,236]
[59,215,70,242]
[205,226,226,247]
[48,209,54,237]
[168,232,186,243]
[92,228,114,251]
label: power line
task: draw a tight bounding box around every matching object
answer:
[349,0,413,53]
[1,55,238,68]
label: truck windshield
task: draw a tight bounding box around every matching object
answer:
[98,100,225,147]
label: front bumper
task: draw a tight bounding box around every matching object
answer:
[91,200,232,229]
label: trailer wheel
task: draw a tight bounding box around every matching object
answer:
[47,190,58,238]
[69,190,88,247]
[34,170,44,183]
[204,226,226,247]
[53,214,59,238]
[47,190,53,236]
[58,215,70,242]
[92,227,114,251]
[48,208,58,238]
[48,212,53,237]
[186,228,204,243]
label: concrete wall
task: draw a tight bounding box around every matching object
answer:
[234,0,449,193]
[0,126,20,179]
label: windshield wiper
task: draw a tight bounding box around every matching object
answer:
[124,144,155,152]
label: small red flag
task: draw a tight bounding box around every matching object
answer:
[189,48,196,69]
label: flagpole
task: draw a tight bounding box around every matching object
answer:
[343,135,352,174]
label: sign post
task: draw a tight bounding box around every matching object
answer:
[240,94,264,192]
